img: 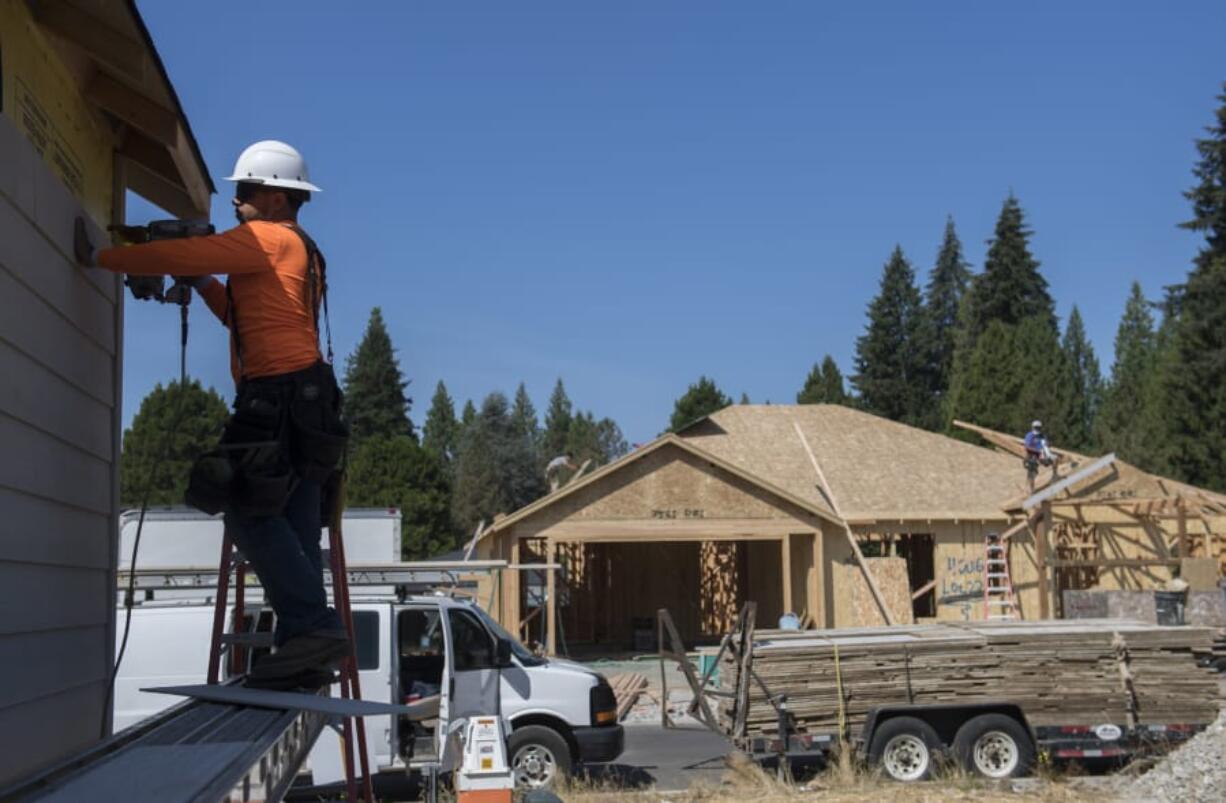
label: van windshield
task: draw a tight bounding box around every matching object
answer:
[471,605,546,667]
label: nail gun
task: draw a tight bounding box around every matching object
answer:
[110,219,215,303]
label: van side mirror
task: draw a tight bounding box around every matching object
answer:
[496,638,513,667]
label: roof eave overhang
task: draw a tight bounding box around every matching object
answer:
[30,0,214,219]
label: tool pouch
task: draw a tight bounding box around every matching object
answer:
[288,362,349,484]
[185,383,296,518]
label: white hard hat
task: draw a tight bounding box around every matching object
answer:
[1032,420,1043,429]
[225,140,321,192]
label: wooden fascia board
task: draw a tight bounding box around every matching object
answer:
[1021,453,1116,510]
[86,70,179,148]
[167,126,213,218]
[29,0,146,82]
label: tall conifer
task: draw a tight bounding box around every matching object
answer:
[922,217,972,427]
[961,195,1056,341]
[1096,283,1158,465]
[1165,85,1226,490]
[1060,306,1103,451]
[542,379,573,460]
[852,247,927,425]
[422,381,458,462]
[342,307,414,444]
[797,355,849,405]
[668,376,732,431]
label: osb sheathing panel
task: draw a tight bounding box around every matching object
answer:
[507,445,821,541]
[682,405,1029,521]
[921,522,1042,622]
[832,556,913,627]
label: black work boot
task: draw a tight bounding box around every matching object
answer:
[247,629,350,682]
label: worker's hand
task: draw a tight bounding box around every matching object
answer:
[73,217,96,266]
[108,224,151,244]
[163,283,192,306]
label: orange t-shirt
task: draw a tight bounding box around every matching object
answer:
[97,221,323,383]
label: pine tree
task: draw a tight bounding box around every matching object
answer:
[947,195,1061,437]
[451,393,547,533]
[542,379,573,460]
[1096,283,1159,465]
[668,376,731,432]
[595,417,629,461]
[948,318,1069,440]
[461,399,477,427]
[1060,306,1103,451]
[121,380,229,507]
[511,383,540,442]
[1164,85,1226,490]
[852,246,927,425]
[922,216,972,424]
[739,392,750,404]
[961,195,1056,341]
[347,436,453,558]
[564,411,629,469]
[422,381,458,462]
[797,355,849,405]
[342,307,414,444]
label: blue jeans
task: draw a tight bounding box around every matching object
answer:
[226,479,343,645]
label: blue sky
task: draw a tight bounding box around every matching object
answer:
[123,1,1225,445]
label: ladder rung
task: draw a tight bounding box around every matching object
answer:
[986,573,1010,578]
[987,599,1014,605]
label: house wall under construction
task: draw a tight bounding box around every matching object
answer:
[475,434,1045,652]
[0,1,210,785]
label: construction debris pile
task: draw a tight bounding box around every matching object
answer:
[716,620,1220,739]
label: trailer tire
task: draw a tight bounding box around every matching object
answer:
[509,725,572,790]
[952,714,1035,779]
[868,716,942,782]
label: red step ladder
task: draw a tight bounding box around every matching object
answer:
[983,530,1019,621]
[206,517,374,803]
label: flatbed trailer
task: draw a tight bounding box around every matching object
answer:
[659,606,1216,782]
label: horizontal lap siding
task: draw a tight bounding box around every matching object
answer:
[0,681,109,786]
[0,115,121,785]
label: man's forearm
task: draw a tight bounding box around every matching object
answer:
[95,227,275,277]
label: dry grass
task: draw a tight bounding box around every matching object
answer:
[550,749,1106,803]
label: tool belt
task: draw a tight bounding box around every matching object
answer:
[186,361,349,517]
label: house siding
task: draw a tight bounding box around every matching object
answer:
[0,114,121,785]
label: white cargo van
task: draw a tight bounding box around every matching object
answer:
[114,594,623,790]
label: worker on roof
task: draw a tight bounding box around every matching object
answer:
[1022,420,1055,485]
[545,452,577,492]
[75,140,350,687]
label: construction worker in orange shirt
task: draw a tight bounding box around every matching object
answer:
[75,140,350,686]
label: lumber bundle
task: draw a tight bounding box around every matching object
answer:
[716,619,1220,739]
[608,672,649,721]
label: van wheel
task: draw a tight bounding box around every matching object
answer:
[868,716,942,782]
[509,725,571,789]
[952,714,1035,779]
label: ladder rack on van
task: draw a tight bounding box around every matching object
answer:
[0,690,325,802]
[118,559,511,591]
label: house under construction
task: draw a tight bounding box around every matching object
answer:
[474,404,1226,653]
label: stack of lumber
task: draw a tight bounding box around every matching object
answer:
[716,620,1220,738]
[608,672,649,721]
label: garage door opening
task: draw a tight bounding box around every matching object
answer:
[516,538,786,657]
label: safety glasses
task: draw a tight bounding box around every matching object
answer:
[234,183,264,203]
